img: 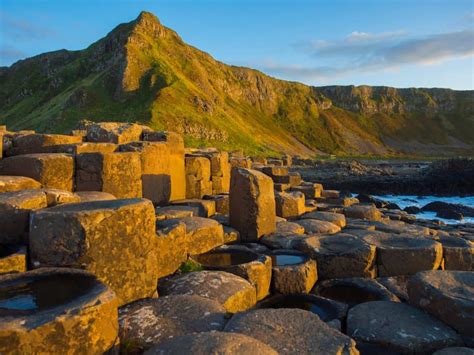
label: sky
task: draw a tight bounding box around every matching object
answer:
[1,0,473,89]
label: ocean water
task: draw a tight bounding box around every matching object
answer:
[372,195,474,225]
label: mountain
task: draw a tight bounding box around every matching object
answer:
[1,11,473,156]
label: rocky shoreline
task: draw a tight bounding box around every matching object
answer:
[0,123,473,354]
[294,158,474,196]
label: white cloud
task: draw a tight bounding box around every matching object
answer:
[261,29,474,81]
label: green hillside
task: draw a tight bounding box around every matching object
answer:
[1,11,473,157]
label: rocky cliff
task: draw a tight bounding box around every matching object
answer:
[1,11,473,156]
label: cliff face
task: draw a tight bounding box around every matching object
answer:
[1,12,473,156]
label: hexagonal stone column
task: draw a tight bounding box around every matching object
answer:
[159,271,257,313]
[85,122,142,144]
[0,268,118,354]
[0,190,47,244]
[0,153,74,191]
[314,277,400,307]
[437,236,473,271]
[275,191,305,219]
[7,133,82,156]
[29,199,158,305]
[408,270,474,344]
[270,250,317,294]
[230,168,276,241]
[296,234,376,279]
[185,155,212,198]
[0,176,41,193]
[344,204,382,221]
[119,295,227,352]
[363,235,443,276]
[120,141,171,204]
[179,216,225,254]
[155,219,187,279]
[142,131,186,201]
[75,152,142,198]
[191,248,272,300]
[0,245,27,274]
[301,211,346,228]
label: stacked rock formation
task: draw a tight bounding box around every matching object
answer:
[0,122,473,354]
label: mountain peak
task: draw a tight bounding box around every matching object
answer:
[136,11,161,25]
[132,11,164,38]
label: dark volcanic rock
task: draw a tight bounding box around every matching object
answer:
[408,270,474,345]
[224,308,358,354]
[347,301,463,353]
[144,332,278,355]
[119,295,227,351]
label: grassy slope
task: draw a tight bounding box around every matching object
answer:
[0,12,472,157]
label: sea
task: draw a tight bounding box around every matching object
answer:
[371,195,474,225]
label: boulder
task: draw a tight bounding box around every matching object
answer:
[408,270,474,344]
[85,122,142,144]
[275,191,305,219]
[75,152,142,198]
[294,219,341,234]
[0,189,48,244]
[144,332,277,355]
[119,295,227,351]
[224,308,358,354]
[0,153,74,191]
[120,141,171,204]
[0,245,27,274]
[230,168,276,241]
[347,301,463,353]
[142,131,186,201]
[0,176,41,193]
[159,271,256,313]
[0,268,118,354]
[29,199,158,305]
[344,204,382,221]
[363,235,443,276]
[314,278,400,307]
[155,219,187,279]
[301,211,346,228]
[296,234,376,279]
[179,216,225,254]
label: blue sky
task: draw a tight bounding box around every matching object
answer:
[1,0,473,89]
